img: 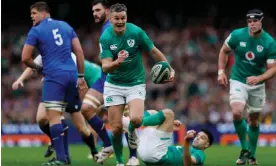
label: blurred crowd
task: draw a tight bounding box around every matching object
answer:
[2,16,276,125]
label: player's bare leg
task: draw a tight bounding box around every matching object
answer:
[108,105,125,165]
[98,106,109,123]
[82,89,113,162]
[36,103,55,158]
[247,112,260,165]
[36,103,70,161]
[122,109,139,166]
[71,111,99,162]
[156,109,174,133]
[141,109,174,132]
[127,99,144,149]
[231,102,250,165]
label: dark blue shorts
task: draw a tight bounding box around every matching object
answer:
[90,71,106,94]
[42,71,81,114]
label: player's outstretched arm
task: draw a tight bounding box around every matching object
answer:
[183,130,197,166]
[12,68,34,90]
[14,54,43,90]
[217,43,231,88]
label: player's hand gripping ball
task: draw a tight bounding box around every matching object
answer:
[150,61,171,84]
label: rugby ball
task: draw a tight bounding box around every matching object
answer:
[150,61,171,84]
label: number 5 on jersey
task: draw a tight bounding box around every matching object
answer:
[52,29,63,46]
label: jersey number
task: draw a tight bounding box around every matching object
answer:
[52,29,63,46]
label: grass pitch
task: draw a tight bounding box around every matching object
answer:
[2,144,276,166]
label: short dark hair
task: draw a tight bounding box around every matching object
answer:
[200,129,214,147]
[110,3,127,13]
[30,2,50,13]
[92,0,110,8]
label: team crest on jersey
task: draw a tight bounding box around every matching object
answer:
[127,39,135,47]
[256,45,263,52]
[245,51,255,61]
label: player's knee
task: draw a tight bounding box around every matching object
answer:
[111,124,123,137]
[162,109,174,119]
[36,105,48,123]
[248,113,260,127]
[81,103,97,119]
[232,109,243,120]
[37,116,48,125]
[130,116,143,126]
[231,104,244,120]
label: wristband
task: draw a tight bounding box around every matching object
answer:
[78,73,84,78]
[218,69,225,75]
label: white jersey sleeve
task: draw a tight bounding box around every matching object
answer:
[34,55,43,66]
[34,53,77,67]
[71,52,77,66]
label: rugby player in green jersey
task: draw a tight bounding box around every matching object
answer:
[217,9,276,165]
[122,108,213,166]
[99,3,175,166]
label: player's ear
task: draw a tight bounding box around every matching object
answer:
[204,142,210,148]
[105,9,110,15]
[42,11,47,18]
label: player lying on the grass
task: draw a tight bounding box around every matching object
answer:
[13,53,108,164]
[122,109,213,166]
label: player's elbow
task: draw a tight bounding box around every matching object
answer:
[21,55,30,64]
[102,62,112,73]
[102,65,109,73]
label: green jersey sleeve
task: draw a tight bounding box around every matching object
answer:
[191,149,205,165]
[99,36,113,59]
[267,40,276,61]
[225,30,238,50]
[139,29,154,52]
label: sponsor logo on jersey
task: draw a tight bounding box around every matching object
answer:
[110,44,117,50]
[127,39,135,47]
[245,51,255,61]
[240,42,246,47]
[257,45,263,52]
